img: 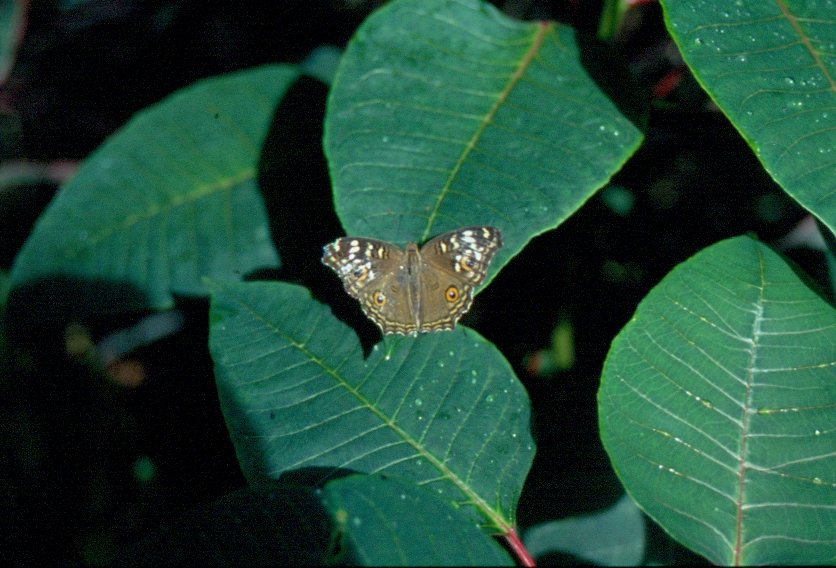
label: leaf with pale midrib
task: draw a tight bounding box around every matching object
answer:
[11,65,297,309]
[599,235,836,565]
[661,0,836,234]
[324,0,643,287]
[208,280,535,532]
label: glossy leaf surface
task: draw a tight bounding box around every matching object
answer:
[209,280,535,532]
[599,235,836,565]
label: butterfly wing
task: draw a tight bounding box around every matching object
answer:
[322,227,503,335]
[321,237,415,334]
[417,226,503,331]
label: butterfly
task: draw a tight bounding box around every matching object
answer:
[322,226,503,335]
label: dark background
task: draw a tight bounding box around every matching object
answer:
[0,1,816,564]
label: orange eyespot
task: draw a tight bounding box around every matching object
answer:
[373,291,386,306]
[445,286,459,302]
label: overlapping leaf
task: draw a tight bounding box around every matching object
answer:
[523,494,646,566]
[0,0,23,84]
[599,235,836,565]
[11,65,297,308]
[322,474,513,565]
[661,0,836,234]
[208,280,534,532]
[325,0,643,285]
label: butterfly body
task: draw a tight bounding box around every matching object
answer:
[322,226,502,335]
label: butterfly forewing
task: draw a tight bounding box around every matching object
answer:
[321,237,403,298]
[420,226,503,285]
[322,226,503,335]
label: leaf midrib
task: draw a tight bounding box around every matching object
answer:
[227,288,513,532]
[420,21,551,241]
[59,167,254,259]
[775,0,836,95]
[733,246,767,566]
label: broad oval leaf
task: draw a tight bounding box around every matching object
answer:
[322,474,513,566]
[599,235,836,565]
[11,65,298,309]
[661,0,836,235]
[324,0,643,282]
[208,280,534,532]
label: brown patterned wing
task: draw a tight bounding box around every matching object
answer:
[417,226,503,332]
[321,237,416,335]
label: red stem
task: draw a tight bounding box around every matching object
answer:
[502,528,536,567]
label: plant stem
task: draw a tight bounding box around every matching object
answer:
[502,528,535,567]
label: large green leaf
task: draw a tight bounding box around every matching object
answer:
[324,0,643,283]
[208,280,534,532]
[10,65,297,309]
[599,235,836,565]
[661,0,836,235]
[322,474,513,565]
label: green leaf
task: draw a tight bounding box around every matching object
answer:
[11,65,298,309]
[599,235,836,565]
[208,280,534,532]
[0,0,23,84]
[324,0,643,283]
[523,494,646,566]
[661,1,836,235]
[322,474,513,566]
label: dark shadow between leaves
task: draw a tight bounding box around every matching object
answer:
[4,276,151,351]
[576,32,648,132]
[114,480,351,566]
[256,75,381,356]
